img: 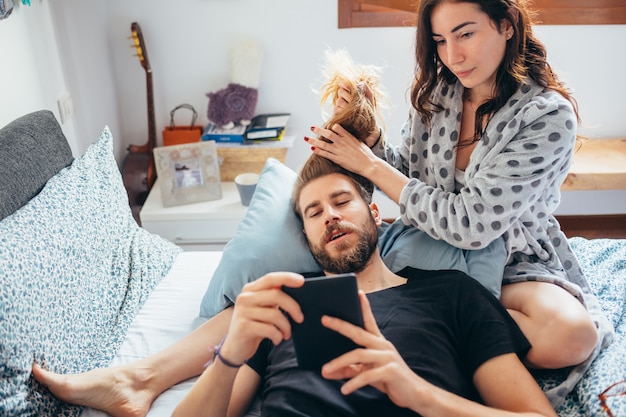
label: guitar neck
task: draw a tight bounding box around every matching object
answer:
[128,21,157,155]
[146,69,156,151]
[128,69,156,154]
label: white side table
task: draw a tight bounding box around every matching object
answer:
[140,179,247,251]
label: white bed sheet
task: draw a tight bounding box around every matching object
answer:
[80,251,222,417]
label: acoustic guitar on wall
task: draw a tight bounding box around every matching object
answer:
[121,21,157,225]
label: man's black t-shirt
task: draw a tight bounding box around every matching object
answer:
[246,267,530,417]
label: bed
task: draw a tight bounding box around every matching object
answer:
[78,239,626,417]
[1,110,624,417]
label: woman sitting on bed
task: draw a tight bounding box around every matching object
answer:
[307,0,610,404]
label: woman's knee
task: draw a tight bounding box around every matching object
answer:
[537,310,598,368]
[501,281,598,368]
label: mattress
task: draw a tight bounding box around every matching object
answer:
[80,251,221,417]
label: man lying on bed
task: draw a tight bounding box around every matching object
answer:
[170,155,556,417]
[32,50,594,416]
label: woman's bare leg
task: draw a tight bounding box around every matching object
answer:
[32,307,233,417]
[501,281,598,369]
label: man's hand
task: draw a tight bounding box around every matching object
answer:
[320,291,424,409]
[219,272,305,367]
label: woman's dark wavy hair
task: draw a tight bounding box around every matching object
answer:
[410,0,580,143]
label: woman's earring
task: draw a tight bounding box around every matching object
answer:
[506,31,513,40]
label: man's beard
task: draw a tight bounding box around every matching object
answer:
[308,216,378,274]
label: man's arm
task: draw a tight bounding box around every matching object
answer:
[172,354,260,417]
[389,353,557,417]
[321,292,557,417]
[172,272,305,417]
[391,356,556,417]
[473,353,556,416]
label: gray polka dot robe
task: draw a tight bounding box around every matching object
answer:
[373,78,613,406]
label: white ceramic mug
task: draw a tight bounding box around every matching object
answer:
[234,172,260,206]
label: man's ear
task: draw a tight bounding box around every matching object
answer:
[369,202,382,226]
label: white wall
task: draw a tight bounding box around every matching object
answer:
[47,1,123,160]
[101,0,416,172]
[0,1,80,151]
[2,0,625,215]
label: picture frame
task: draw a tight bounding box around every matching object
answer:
[153,141,222,207]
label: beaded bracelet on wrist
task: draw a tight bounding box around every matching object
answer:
[205,336,246,369]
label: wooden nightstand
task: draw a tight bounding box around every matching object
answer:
[140,179,247,251]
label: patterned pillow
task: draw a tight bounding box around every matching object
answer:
[0,127,181,416]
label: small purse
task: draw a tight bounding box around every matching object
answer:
[162,104,203,146]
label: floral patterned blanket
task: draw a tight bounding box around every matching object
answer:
[539,237,626,416]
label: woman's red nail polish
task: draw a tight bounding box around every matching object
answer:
[310,126,315,131]
[311,146,316,151]
[304,136,309,142]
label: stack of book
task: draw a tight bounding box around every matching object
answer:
[202,113,290,144]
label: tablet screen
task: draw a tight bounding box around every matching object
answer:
[282,273,364,371]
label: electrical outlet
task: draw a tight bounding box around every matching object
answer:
[57,93,74,124]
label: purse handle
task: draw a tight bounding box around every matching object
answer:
[169,104,198,128]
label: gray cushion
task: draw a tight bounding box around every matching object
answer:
[0,110,73,220]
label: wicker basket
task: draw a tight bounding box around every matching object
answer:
[217,146,288,181]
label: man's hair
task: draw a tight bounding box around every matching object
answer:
[292,155,374,220]
[318,49,387,144]
[292,50,383,219]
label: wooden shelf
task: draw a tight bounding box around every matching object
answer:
[561,138,626,191]
[556,214,626,239]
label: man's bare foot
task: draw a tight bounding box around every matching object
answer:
[32,363,158,417]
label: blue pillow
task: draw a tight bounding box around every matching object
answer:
[378,220,505,298]
[199,158,319,318]
[199,159,506,318]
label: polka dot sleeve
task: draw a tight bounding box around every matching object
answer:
[383,80,577,250]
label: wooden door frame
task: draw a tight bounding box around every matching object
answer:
[339,0,626,28]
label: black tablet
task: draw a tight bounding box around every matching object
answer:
[282,273,364,371]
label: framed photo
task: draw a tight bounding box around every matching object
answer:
[153,141,222,207]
